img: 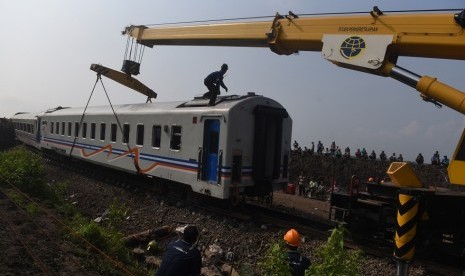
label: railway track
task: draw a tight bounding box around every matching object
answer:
[0,187,94,275]
[41,151,464,275]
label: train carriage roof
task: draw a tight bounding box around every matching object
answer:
[40,93,284,117]
[11,111,44,120]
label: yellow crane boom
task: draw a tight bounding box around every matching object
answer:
[125,11,465,60]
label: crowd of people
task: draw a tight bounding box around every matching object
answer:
[292,140,449,166]
[297,173,333,200]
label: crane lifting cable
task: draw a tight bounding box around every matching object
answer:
[90,64,157,102]
[70,73,142,174]
[121,26,148,76]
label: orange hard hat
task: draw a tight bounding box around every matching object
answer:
[368,177,374,182]
[284,229,301,247]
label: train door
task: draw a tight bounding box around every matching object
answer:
[252,105,288,195]
[202,119,220,184]
[36,118,42,143]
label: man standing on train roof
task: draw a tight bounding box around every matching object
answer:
[203,63,228,106]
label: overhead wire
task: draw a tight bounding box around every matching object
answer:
[143,8,463,27]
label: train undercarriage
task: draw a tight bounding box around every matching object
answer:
[330,180,465,266]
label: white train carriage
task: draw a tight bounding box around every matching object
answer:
[11,111,42,148]
[29,94,292,200]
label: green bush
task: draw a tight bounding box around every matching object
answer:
[259,239,291,276]
[0,146,47,197]
[307,225,361,276]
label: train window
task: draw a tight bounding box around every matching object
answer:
[152,125,161,148]
[91,123,96,139]
[56,122,59,135]
[170,125,182,150]
[82,122,87,138]
[50,121,54,134]
[123,124,130,144]
[136,124,144,146]
[61,122,65,135]
[31,125,34,134]
[100,123,106,141]
[110,123,117,142]
[74,122,79,137]
[68,122,72,136]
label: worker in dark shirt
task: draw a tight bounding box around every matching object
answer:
[284,229,311,276]
[156,225,202,276]
[203,63,228,106]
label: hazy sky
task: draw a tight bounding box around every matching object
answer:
[1,0,464,161]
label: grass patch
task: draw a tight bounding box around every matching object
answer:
[0,146,148,275]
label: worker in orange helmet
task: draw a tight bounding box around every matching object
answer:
[284,229,311,276]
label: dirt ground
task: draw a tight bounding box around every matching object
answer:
[273,190,330,219]
[0,163,455,275]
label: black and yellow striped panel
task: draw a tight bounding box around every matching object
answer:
[394,193,419,261]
